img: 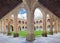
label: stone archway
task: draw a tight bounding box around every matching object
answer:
[10,25,14,31]
[34,8,43,31]
[18,26,21,31]
[32,2,47,37]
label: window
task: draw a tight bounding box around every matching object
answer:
[47,19,50,22]
[22,21,24,24]
[18,21,21,23]
[25,22,27,24]
[34,22,35,24]
[40,26,42,28]
[25,27,27,28]
[47,25,50,28]
[36,21,38,23]
[39,20,42,23]
[22,26,24,29]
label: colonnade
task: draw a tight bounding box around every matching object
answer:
[0,0,60,42]
[0,13,60,41]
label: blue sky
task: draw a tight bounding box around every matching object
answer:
[18,8,27,14]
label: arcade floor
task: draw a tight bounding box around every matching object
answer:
[0,33,60,43]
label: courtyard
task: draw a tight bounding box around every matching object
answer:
[0,0,60,43]
[11,30,50,37]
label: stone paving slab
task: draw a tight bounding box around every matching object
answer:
[0,33,60,43]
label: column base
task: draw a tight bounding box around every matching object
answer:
[7,33,11,36]
[49,31,53,35]
[3,32,6,34]
[42,33,47,37]
[54,31,57,33]
[14,33,19,37]
[26,34,35,42]
[0,32,2,33]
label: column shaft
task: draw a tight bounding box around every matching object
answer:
[0,20,2,33]
[3,20,6,34]
[0,20,1,33]
[26,11,35,41]
[42,14,47,37]
[50,15,53,35]
[7,19,11,35]
[59,19,60,32]
[57,18,60,32]
[54,16,57,33]
[14,13,19,37]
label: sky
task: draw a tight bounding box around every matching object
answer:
[12,8,49,19]
[18,8,43,19]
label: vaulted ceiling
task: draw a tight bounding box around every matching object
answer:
[0,0,60,19]
[39,0,60,18]
[0,0,22,19]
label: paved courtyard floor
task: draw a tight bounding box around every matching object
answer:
[0,33,60,43]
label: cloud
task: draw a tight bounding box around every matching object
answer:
[18,13,27,19]
[18,8,43,19]
[34,8,43,19]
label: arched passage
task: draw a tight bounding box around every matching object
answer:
[6,25,13,32]
[34,8,43,37]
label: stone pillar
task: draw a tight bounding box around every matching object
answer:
[0,21,1,33]
[7,19,11,35]
[59,19,60,32]
[1,20,3,33]
[14,13,19,37]
[0,20,2,33]
[42,14,47,37]
[49,15,53,35]
[57,18,60,33]
[3,20,6,34]
[54,16,57,33]
[26,11,35,41]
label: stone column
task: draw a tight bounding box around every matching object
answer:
[42,14,47,37]
[14,13,19,37]
[0,21,1,33]
[26,11,35,41]
[7,19,11,35]
[58,18,60,32]
[54,16,57,33]
[0,20,2,33]
[59,19,60,32]
[3,20,6,34]
[49,15,53,35]
[1,20,3,34]
[57,18,60,33]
